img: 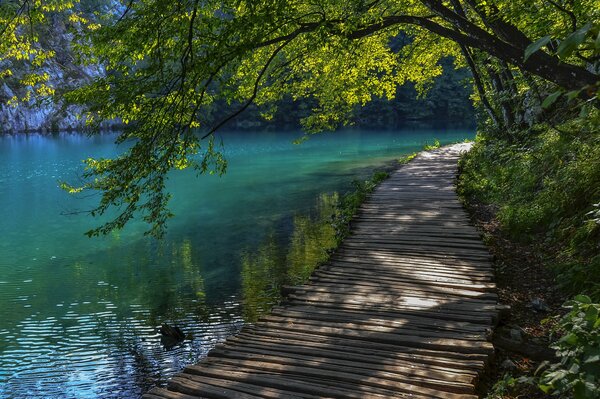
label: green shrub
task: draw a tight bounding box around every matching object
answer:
[423,138,441,150]
[398,152,418,164]
[539,295,600,398]
[458,111,600,299]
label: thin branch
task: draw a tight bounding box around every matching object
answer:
[117,0,135,23]
[0,0,27,38]
[202,40,291,139]
[545,0,577,31]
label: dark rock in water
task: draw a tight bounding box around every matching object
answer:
[159,323,186,349]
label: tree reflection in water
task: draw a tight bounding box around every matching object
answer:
[241,192,339,322]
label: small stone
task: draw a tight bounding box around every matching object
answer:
[501,359,517,370]
[531,298,550,312]
[510,328,524,342]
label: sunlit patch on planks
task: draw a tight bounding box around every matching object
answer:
[145,143,497,399]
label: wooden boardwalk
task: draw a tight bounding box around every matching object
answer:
[145,143,497,399]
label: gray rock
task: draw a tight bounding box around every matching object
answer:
[510,328,524,342]
[501,359,517,370]
[531,298,550,312]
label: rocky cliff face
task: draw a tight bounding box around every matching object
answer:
[0,79,98,133]
[0,10,116,134]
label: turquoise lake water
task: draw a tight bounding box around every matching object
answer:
[0,128,474,398]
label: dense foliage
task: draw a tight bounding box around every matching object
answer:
[2,0,597,237]
[452,3,599,397]
[539,295,600,398]
[459,111,600,300]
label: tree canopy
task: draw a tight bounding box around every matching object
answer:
[1,0,598,236]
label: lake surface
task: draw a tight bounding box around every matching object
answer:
[0,128,474,398]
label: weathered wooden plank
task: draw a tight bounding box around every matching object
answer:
[330,254,494,273]
[258,314,487,342]
[252,318,494,354]
[271,306,490,333]
[168,377,266,399]
[298,281,498,304]
[217,339,480,378]
[346,235,489,250]
[337,248,494,265]
[185,363,420,399]
[174,373,325,399]
[312,268,497,292]
[230,332,487,370]
[321,262,494,283]
[144,387,210,399]
[287,291,499,314]
[278,298,494,324]
[340,242,492,260]
[328,257,494,276]
[193,360,476,399]
[206,350,476,394]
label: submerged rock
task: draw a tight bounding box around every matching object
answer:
[159,323,186,349]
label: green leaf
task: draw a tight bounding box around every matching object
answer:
[539,384,552,393]
[585,305,598,322]
[524,35,551,61]
[542,90,562,109]
[566,89,582,101]
[584,354,600,364]
[575,294,592,304]
[557,23,593,59]
[574,381,589,399]
[559,332,579,345]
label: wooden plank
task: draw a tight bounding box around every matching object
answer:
[341,242,492,259]
[321,262,494,283]
[336,248,494,265]
[278,298,494,324]
[194,360,476,399]
[346,235,489,250]
[168,377,266,399]
[328,258,494,277]
[288,291,499,313]
[206,350,476,394]
[258,314,487,341]
[252,318,494,354]
[219,338,481,377]
[230,332,487,370]
[298,280,498,303]
[312,268,497,292]
[184,364,418,399]
[144,387,210,399]
[330,254,494,273]
[271,306,489,333]
[174,373,325,399]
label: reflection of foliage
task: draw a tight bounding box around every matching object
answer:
[241,235,286,322]
[287,193,338,285]
[151,238,210,323]
[241,170,389,322]
[177,239,207,303]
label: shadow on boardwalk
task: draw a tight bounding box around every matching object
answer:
[144,144,498,399]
